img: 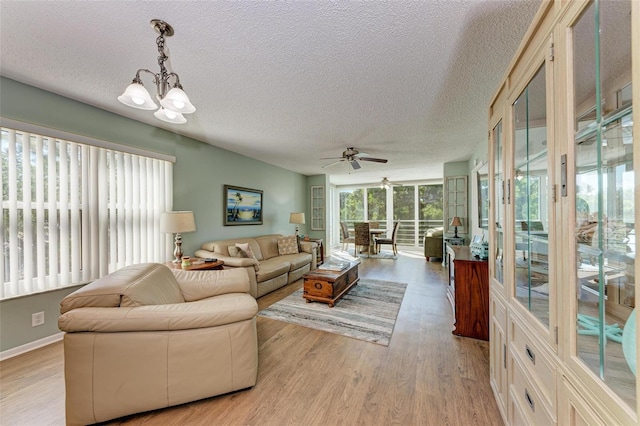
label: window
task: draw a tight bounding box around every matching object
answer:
[1,125,173,299]
[310,185,325,230]
[338,182,443,248]
[367,187,387,226]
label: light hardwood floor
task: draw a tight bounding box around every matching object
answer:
[0,252,503,426]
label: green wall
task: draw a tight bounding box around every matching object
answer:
[0,77,309,353]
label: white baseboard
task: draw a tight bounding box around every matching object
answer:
[0,332,64,361]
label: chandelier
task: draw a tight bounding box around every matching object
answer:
[118,19,196,124]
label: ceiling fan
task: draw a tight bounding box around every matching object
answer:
[321,147,388,170]
[380,177,401,188]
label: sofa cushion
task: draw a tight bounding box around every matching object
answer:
[255,235,281,260]
[277,235,299,255]
[278,253,313,271]
[60,263,185,314]
[200,238,263,261]
[255,258,290,282]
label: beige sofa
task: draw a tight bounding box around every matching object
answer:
[195,234,317,298]
[58,263,258,426]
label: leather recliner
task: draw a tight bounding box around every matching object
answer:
[58,263,258,425]
[423,227,444,261]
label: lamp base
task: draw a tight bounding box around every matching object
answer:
[172,233,183,263]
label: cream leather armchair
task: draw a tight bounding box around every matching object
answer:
[423,227,444,261]
[58,263,258,425]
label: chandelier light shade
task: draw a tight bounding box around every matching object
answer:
[160,87,196,114]
[117,82,157,110]
[154,107,186,124]
[118,19,196,124]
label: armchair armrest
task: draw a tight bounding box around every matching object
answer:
[172,268,250,301]
[299,240,316,254]
[58,293,258,333]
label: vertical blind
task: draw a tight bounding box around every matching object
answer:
[1,126,173,299]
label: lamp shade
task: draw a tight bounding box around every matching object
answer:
[160,87,196,114]
[450,216,463,227]
[118,82,158,110]
[289,212,306,225]
[154,107,187,124]
[160,211,196,233]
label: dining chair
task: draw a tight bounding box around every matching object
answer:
[340,221,355,253]
[375,221,400,256]
[354,222,370,256]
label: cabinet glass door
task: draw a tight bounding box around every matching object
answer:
[512,64,550,326]
[572,0,635,408]
[493,121,505,287]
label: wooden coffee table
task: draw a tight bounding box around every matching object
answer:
[302,261,359,307]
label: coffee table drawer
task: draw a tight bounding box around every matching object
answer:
[304,279,335,298]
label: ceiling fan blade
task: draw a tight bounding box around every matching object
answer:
[319,156,345,160]
[322,160,344,168]
[350,159,361,170]
[359,157,388,163]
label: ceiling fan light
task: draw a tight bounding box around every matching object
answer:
[118,82,158,110]
[154,107,187,124]
[160,87,196,114]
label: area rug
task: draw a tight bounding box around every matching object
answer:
[258,278,407,346]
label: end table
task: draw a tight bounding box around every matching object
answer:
[165,258,224,271]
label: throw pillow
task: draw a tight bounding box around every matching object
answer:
[277,235,299,255]
[235,242,257,259]
[228,246,249,258]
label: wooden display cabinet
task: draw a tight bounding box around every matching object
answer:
[446,245,489,341]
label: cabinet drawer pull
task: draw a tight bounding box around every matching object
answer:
[525,345,536,365]
[525,389,535,412]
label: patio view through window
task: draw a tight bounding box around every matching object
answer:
[339,183,443,247]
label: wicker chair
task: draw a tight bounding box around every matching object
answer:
[375,222,400,255]
[354,222,370,255]
[423,227,444,261]
[340,221,355,253]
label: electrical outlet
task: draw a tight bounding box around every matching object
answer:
[32,311,45,327]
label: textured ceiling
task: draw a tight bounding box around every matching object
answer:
[0,0,541,186]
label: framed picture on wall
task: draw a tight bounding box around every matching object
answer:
[224,185,263,226]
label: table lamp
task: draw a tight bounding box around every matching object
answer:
[160,211,196,263]
[450,216,463,238]
[289,212,305,236]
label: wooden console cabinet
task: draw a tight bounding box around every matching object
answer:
[446,245,489,340]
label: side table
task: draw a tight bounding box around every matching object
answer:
[443,237,465,267]
[445,236,465,246]
[165,258,224,271]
